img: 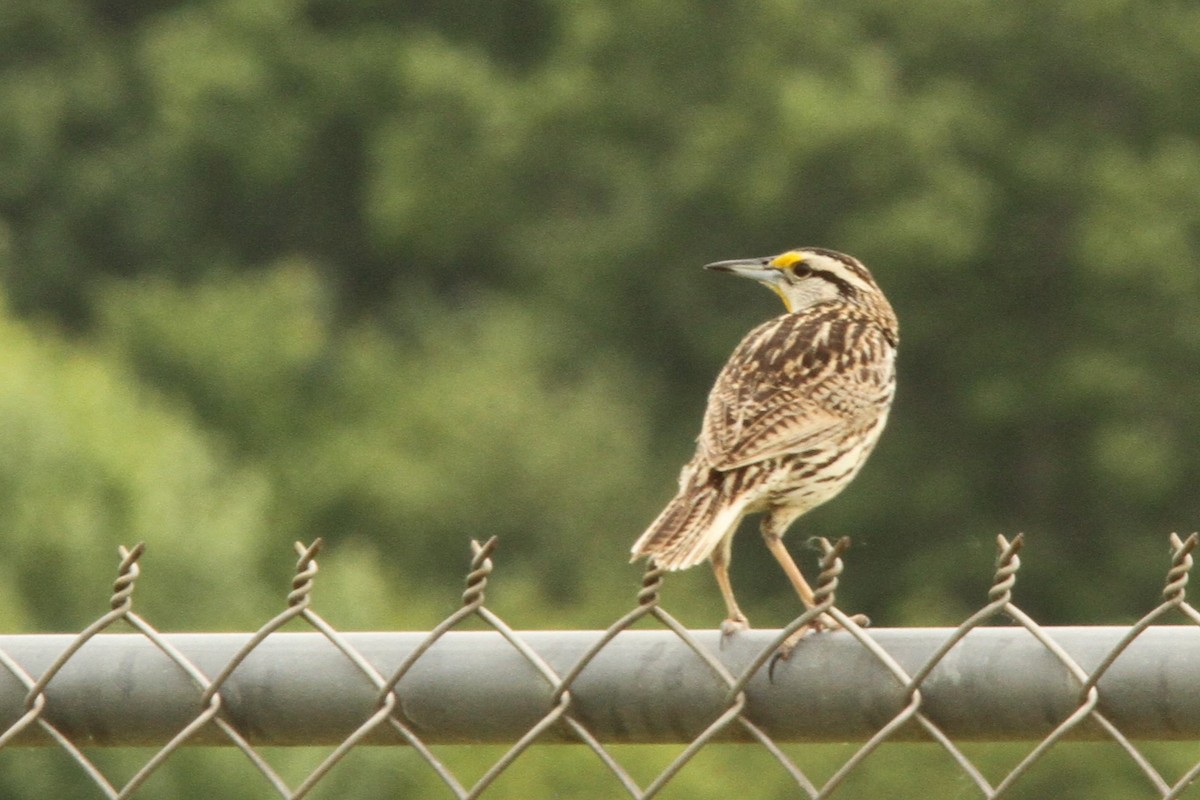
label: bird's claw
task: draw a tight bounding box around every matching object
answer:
[719,614,750,648]
[767,610,870,680]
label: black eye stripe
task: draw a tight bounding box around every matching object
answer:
[792,264,855,296]
[812,269,855,296]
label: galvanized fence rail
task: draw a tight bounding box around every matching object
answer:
[2,533,1200,799]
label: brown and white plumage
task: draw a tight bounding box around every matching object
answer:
[631,247,898,633]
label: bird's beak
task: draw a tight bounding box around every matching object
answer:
[703,258,784,285]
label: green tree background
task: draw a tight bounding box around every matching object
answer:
[2,1,1199,797]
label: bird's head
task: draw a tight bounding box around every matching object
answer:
[705,247,886,315]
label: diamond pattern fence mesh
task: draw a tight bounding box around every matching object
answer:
[3,532,1200,799]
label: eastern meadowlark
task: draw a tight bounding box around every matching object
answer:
[631,247,898,635]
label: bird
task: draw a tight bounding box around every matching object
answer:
[631,247,898,637]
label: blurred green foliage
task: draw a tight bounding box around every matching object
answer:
[2,0,1200,797]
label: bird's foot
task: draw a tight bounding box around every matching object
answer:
[719,614,750,648]
[768,611,870,680]
[811,611,870,632]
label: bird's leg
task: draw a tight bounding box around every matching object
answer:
[762,517,870,667]
[760,517,839,633]
[711,537,748,639]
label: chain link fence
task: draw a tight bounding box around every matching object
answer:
[2,532,1200,799]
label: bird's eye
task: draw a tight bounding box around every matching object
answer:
[792,264,812,278]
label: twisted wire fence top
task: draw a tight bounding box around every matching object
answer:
[462,536,497,608]
[988,532,1022,604]
[810,535,850,607]
[288,538,323,609]
[1164,532,1197,603]
[1,531,1200,800]
[109,543,145,612]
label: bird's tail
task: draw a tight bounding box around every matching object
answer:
[630,485,747,570]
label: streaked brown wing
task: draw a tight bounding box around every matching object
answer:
[699,309,892,471]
